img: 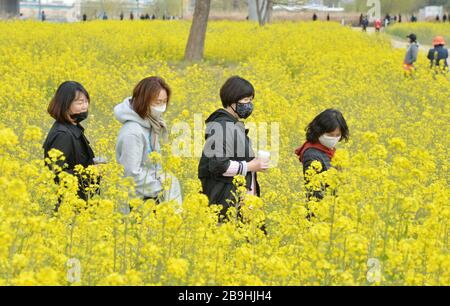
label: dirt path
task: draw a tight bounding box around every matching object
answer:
[352,27,432,52]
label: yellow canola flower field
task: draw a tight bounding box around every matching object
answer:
[387,22,450,47]
[0,20,449,286]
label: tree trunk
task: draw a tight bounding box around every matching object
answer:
[265,0,273,24]
[250,0,273,26]
[0,0,19,18]
[184,0,211,62]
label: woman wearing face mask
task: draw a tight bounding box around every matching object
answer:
[43,81,99,205]
[115,76,182,207]
[295,109,349,175]
[295,109,349,201]
[198,76,269,221]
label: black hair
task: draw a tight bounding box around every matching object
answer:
[48,81,90,123]
[220,76,255,108]
[306,109,349,143]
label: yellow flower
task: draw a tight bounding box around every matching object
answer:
[166,258,189,282]
[148,151,162,164]
[0,20,448,286]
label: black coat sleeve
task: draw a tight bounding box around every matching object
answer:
[45,131,75,174]
[204,122,232,176]
[208,157,231,176]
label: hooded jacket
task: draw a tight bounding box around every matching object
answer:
[198,109,260,213]
[114,97,163,199]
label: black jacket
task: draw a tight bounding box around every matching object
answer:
[198,109,260,215]
[302,148,332,201]
[43,121,96,201]
[302,148,332,175]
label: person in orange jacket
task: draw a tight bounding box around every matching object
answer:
[427,36,449,70]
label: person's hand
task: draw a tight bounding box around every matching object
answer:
[248,158,269,173]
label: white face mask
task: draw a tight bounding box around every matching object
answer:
[150,104,167,119]
[319,135,341,149]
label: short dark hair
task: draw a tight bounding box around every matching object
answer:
[220,76,255,108]
[48,81,90,123]
[306,109,349,143]
[131,76,171,119]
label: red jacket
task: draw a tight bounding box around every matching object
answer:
[375,20,382,29]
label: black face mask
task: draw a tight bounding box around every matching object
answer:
[232,102,254,119]
[70,111,89,123]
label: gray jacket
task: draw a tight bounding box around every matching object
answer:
[114,98,163,199]
[404,42,419,65]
